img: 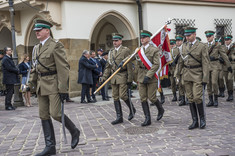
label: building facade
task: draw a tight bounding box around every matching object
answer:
[0,0,235,96]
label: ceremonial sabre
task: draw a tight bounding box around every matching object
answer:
[202,85,206,120]
[61,100,67,144]
[128,87,134,117]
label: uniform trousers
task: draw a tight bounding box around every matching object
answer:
[178,75,185,96]
[184,81,203,104]
[169,72,177,94]
[218,70,225,89]
[139,82,157,103]
[207,69,219,95]
[38,92,61,121]
[224,71,234,91]
[111,84,128,101]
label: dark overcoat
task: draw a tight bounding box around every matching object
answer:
[2,55,19,85]
[78,55,97,84]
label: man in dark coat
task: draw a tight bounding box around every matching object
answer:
[78,50,98,103]
[2,47,19,110]
[89,51,102,102]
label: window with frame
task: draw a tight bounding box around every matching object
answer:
[174,18,196,37]
[214,19,232,45]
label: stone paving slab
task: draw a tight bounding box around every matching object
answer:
[0,89,234,156]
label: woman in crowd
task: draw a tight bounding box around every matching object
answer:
[19,54,32,107]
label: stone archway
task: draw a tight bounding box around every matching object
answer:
[0,27,12,51]
[90,10,138,52]
[24,15,43,57]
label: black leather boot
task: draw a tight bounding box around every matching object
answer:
[172,92,177,102]
[179,95,186,106]
[178,95,182,101]
[214,95,218,107]
[111,101,123,125]
[36,119,56,156]
[124,99,136,121]
[141,101,151,126]
[206,95,214,107]
[218,87,225,97]
[188,103,199,130]
[64,115,80,149]
[226,90,233,101]
[154,99,164,121]
[185,98,189,105]
[197,103,206,129]
[160,92,165,104]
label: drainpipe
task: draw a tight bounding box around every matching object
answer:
[136,0,143,45]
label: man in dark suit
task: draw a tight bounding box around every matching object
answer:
[78,50,98,103]
[2,47,19,110]
[100,52,109,101]
[89,51,102,102]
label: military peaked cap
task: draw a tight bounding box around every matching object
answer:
[184,27,197,36]
[224,35,233,40]
[33,19,53,31]
[204,30,215,37]
[140,30,152,38]
[170,39,176,45]
[175,34,184,40]
[101,52,108,56]
[112,33,123,40]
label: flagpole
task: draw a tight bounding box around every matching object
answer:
[151,18,175,40]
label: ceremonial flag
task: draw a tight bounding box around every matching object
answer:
[138,26,173,92]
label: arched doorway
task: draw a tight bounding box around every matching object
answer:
[90,11,138,52]
[0,27,12,52]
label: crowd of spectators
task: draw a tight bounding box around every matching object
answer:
[78,49,110,103]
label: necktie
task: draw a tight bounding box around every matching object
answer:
[114,50,117,55]
[39,43,42,52]
[189,43,193,49]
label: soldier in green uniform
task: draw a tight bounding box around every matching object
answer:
[134,30,164,126]
[169,39,178,101]
[101,33,136,125]
[0,51,6,96]
[173,34,186,106]
[204,31,232,107]
[177,27,209,130]
[223,35,234,101]
[30,19,80,156]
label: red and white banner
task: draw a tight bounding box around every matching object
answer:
[138,25,172,92]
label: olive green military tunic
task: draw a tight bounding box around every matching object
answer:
[135,44,160,103]
[177,40,209,104]
[206,42,231,96]
[103,45,132,101]
[169,47,180,94]
[30,37,69,121]
[173,46,185,96]
[223,43,235,91]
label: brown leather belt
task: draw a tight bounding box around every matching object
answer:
[38,71,57,77]
[184,65,202,69]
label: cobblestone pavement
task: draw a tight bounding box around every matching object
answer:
[0,89,234,156]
